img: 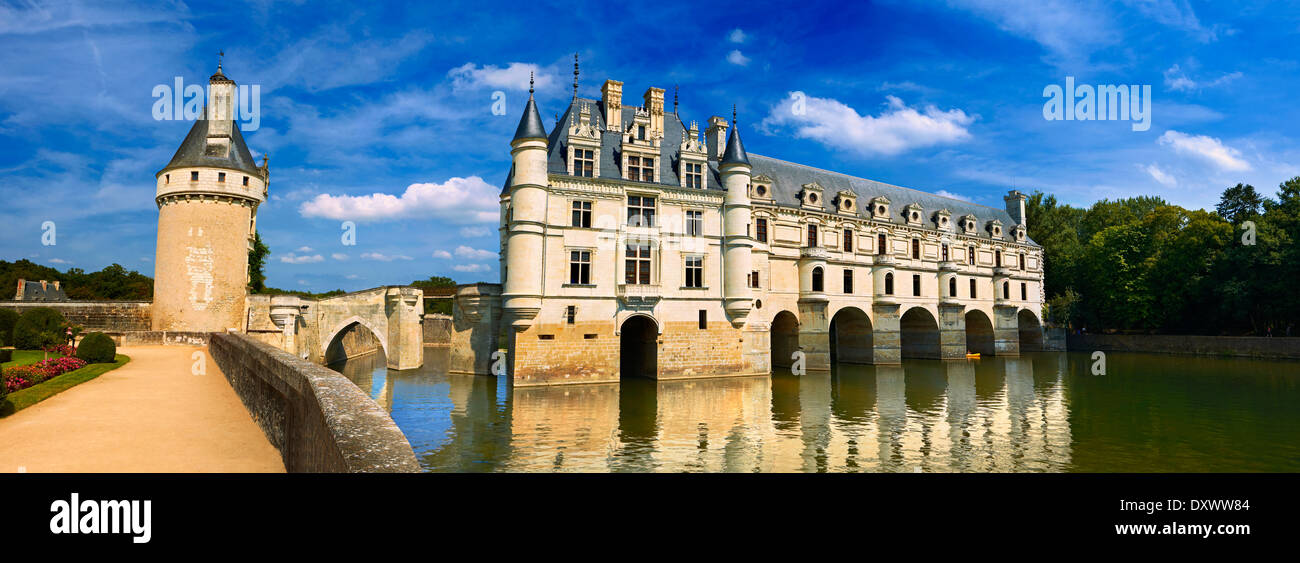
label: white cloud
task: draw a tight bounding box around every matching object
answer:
[1122,0,1230,42]
[459,226,491,238]
[935,190,973,202]
[1158,130,1251,172]
[360,252,413,262]
[331,253,349,261]
[453,263,491,273]
[296,246,314,252]
[48,258,71,264]
[280,253,324,264]
[944,0,1119,68]
[448,62,555,92]
[433,249,452,259]
[454,245,495,260]
[299,176,500,223]
[726,50,751,66]
[761,92,975,156]
[1143,163,1177,186]
[728,29,748,43]
[345,274,361,280]
[1163,64,1242,92]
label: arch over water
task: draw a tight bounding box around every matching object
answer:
[965,310,996,356]
[829,306,873,365]
[324,317,388,365]
[620,314,658,379]
[1018,309,1044,352]
[771,310,800,370]
[900,306,941,359]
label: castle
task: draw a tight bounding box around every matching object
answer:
[489,75,1046,386]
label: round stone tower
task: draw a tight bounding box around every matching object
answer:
[501,77,548,332]
[720,115,754,327]
[152,62,268,332]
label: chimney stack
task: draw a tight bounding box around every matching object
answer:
[642,87,664,137]
[706,116,729,160]
[601,79,623,132]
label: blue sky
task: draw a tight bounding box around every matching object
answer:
[2,0,1297,292]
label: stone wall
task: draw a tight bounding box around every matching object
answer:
[0,300,152,331]
[208,332,420,473]
[1068,334,1300,360]
[424,313,451,345]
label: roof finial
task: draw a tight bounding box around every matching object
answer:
[217,49,224,73]
[673,84,679,114]
[572,52,579,101]
[529,71,535,96]
[732,104,737,126]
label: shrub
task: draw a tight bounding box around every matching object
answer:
[76,332,116,364]
[0,309,18,346]
[12,307,68,350]
[0,349,11,363]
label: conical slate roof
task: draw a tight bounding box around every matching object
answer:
[512,95,548,142]
[721,124,750,166]
[157,118,263,178]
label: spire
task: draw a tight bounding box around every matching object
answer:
[513,72,547,142]
[572,53,579,101]
[209,50,232,83]
[673,85,679,114]
[721,106,749,166]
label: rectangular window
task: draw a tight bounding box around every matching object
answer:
[970,278,976,298]
[968,245,976,265]
[684,255,704,288]
[995,250,1002,267]
[217,172,226,182]
[627,196,656,227]
[165,174,170,184]
[942,243,949,262]
[912,239,920,259]
[843,229,853,252]
[912,274,921,296]
[571,200,592,228]
[807,224,818,247]
[568,250,591,285]
[627,155,655,182]
[684,161,703,188]
[574,148,595,177]
[625,243,651,285]
[686,210,703,237]
[1020,253,1026,271]
[242,176,249,186]
[191,171,199,181]
[878,233,887,255]
[1021,283,1027,301]
[756,218,768,243]
[750,270,760,289]
[843,269,854,294]
[565,305,576,324]
[698,309,708,330]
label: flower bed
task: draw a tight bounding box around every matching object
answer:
[2,351,87,393]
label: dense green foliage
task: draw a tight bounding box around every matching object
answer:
[248,231,270,293]
[76,332,117,364]
[12,307,69,350]
[410,275,457,315]
[0,260,152,301]
[0,309,18,346]
[1029,176,1300,335]
[1,354,130,417]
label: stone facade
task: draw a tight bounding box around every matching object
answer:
[468,76,1047,387]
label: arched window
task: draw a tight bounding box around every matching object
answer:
[884,272,894,295]
[969,278,976,298]
[949,277,957,297]
[877,233,887,255]
[812,266,824,292]
[1003,281,1010,299]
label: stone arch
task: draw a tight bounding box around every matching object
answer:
[771,310,800,369]
[900,306,941,359]
[322,315,389,365]
[964,309,995,356]
[615,311,663,335]
[620,314,659,379]
[1018,309,1044,352]
[829,306,873,365]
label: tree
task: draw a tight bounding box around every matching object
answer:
[249,232,270,294]
[1025,191,1085,300]
[1216,183,1265,224]
[411,275,457,315]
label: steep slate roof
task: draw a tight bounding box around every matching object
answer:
[158,118,263,177]
[721,125,750,166]
[515,96,1034,245]
[513,95,548,141]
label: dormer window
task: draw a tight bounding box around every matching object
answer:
[626,155,655,182]
[756,185,767,196]
[574,148,595,177]
[961,215,978,234]
[904,203,924,225]
[750,175,774,200]
[809,192,818,204]
[683,162,703,188]
[638,125,646,140]
[870,196,891,219]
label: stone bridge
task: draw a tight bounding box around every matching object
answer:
[246,286,424,370]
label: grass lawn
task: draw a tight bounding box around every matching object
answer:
[1,350,45,370]
[1,354,131,417]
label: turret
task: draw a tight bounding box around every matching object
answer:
[152,59,267,332]
[1005,190,1028,228]
[720,111,753,326]
[502,75,549,331]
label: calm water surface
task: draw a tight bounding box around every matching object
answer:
[332,348,1300,472]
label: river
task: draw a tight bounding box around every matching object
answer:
[331,348,1300,472]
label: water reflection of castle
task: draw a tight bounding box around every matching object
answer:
[341,350,1072,472]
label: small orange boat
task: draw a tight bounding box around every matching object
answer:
[965,353,981,359]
